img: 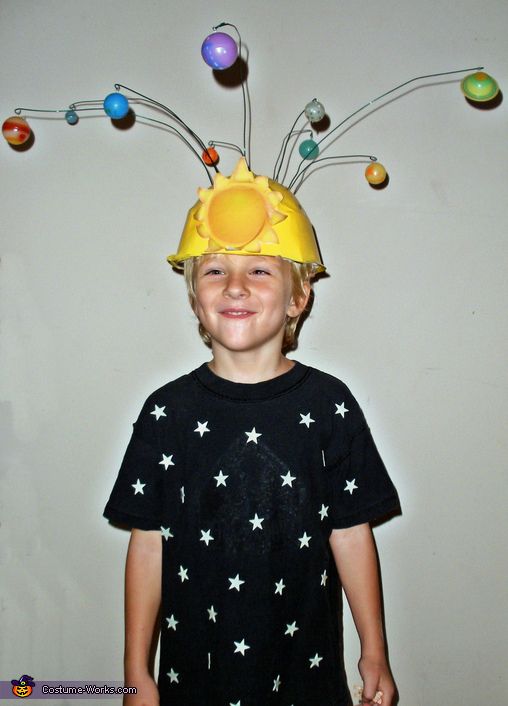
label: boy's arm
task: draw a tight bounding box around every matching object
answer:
[329,523,396,706]
[123,528,162,706]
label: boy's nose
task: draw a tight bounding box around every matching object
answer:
[223,273,249,298]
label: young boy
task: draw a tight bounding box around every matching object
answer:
[104,158,399,706]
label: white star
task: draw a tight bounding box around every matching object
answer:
[194,420,210,437]
[299,412,315,428]
[273,675,281,692]
[285,621,299,637]
[309,653,323,668]
[200,529,214,546]
[344,478,358,495]
[214,470,229,487]
[178,565,189,582]
[132,479,145,495]
[150,404,166,420]
[233,639,250,656]
[274,579,286,595]
[319,504,329,521]
[166,614,178,630]
[207,605,218,623]
[321,570,328,586]
[167,668,179,683]
[230,702,241,706]
[249,513,264,530]
[335,402,349,418]
[245,427,262,444]
[159,453,175,470]
[298,532,312,548]
[180,486,185,503]
[160,526,174,540]
[228,574,245,591]
[281,471,296,487]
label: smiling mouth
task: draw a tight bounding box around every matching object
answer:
[220,309,255,319]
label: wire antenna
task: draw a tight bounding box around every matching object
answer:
[288,66,484,189]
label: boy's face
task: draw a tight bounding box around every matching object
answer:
[193,254,307,357]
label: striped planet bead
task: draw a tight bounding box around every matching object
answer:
[2,116,31,145]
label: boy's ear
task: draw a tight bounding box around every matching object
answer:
[287,281,311,317]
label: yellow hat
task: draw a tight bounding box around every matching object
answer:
[167,157,324,272]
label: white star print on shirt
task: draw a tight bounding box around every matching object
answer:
[281,471,296,487]
[344,478,358,494]
[178,565,189,582]
[150,404,166,420]
[285,621,299,637]
[167,668,179,683]
[273,675,281,692]
[299,412,315,428]
[131,479,145,495]
[200,529,214,546]
[214,470,229,487]
[319,504,329,521]
[194,420,210,437]
[166,614,178,630]
[309,653,323,668]
[228,574,245,591]
[335,402,349,418]
[245,427,262,444]
[160,526,174,540]
[233,639,250,656]
[298,532,312,548]
[274,579,286,595]
[230,702,241,706]
[207,605,217,622]
[159,453,174,470]
[321,570,328,586]
[249,513,264,530]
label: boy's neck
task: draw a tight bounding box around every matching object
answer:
[208,350,295,384]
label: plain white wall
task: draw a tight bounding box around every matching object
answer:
[1,1,507,704]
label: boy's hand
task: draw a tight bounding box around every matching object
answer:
[123,672,159,706]
[358,653,396,706]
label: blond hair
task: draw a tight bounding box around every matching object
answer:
[184,256,315,351]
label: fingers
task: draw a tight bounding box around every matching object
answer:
[361,690,383,704]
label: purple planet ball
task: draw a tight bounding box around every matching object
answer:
[201,32,238,70]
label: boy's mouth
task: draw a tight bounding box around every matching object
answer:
[219,308,255,319]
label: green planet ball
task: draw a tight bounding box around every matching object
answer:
[461,72,499,102]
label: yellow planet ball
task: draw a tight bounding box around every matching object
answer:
[365,162,387,185]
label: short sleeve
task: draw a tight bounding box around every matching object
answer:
[325,383,400,529]
[329,425,399,529]
[103,398,165,531]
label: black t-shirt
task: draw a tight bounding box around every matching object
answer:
[104,362,399,706]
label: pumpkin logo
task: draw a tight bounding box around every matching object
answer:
[11,675,35,698]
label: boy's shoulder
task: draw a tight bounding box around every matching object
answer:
[142,367,199,405]
[305,364,357,398]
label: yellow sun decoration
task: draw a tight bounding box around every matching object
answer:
[195,157,287,254]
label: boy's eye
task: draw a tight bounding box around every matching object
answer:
[202,268,224,276]
[251,268,270,275]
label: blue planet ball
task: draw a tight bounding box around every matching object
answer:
[103,93,129,120]
[299,139,319,160]
[201,32,238,70]
[65,110,79,125]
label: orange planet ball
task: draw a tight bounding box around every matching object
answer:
[365,162,387,185]
[202,147,219,166]
[2,116,31,145]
